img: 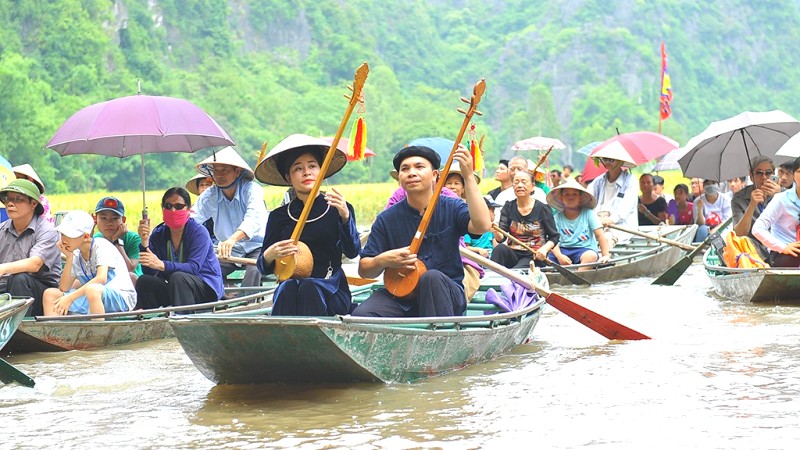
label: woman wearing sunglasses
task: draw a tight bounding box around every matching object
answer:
[134,187,223,309]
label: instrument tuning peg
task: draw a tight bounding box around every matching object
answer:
[474,110,483,116]
[347,85,354,92]
[457,107,467,115]
[460,97,469,104]
[343,94,352,100]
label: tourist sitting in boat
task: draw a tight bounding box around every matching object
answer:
[666,183,701,240]
[546,178,610,268]
[695,179,732,242]
[12,164,53,224]
[563,164,574,180]
[778,161,794,190]
[638,173,668,225]
[486,159,510,199]
[93,196,142,284]
[185,173,216,242]
[549,169,563,187]
[732,156,781,258]
[689,178,703,202]
[256,134,360,316]
[652,174,671,201]
[135,187,223,309]
[0,179,61,316]
[587,144,639,248]
[353,145,491,317]
[43,210,136,316]
[444,160,480,200]
[728,176,747,194]
[191,147,268,287]
[752,157,800,267]
[465,195,499,258]
[491,170,559,269]
[493,156,547,220]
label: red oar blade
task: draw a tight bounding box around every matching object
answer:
[545,292,651,340]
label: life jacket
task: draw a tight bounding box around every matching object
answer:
[722,231,769,269]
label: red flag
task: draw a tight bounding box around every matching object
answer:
[660,42,673,121]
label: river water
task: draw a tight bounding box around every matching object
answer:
[2,263,800,449]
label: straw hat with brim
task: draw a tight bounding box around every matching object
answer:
[185,173,213,196]
[546,177,597,212]
[12,164,45,194]
[591,141,637,168]
[445,161,481,184]
[0,179,44,215]
[196,147,255,181]
[255,134,346,186]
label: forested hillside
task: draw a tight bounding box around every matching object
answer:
[2,0,800,192]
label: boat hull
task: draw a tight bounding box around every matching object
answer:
[704,249,800,303]
[171,301,545,384]
[544,225,697,285]
[0,297,33,351]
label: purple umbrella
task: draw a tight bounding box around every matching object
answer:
[46,94,235,216]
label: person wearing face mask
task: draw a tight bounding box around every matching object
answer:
[135,187,223,309]
[694,179,732,242]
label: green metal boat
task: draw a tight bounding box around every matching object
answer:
[0,296,33,351]
[3,288,273,354]
[170,282,546,384]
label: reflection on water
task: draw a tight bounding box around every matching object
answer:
[2,264,800,449]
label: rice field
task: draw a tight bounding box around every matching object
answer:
[46,182,400,226]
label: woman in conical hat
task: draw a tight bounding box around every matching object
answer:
[13,163,53,224]
[546,178,610,268]
[443,160,480,199]
[185,173,214,196]
[255,134,360,316]
[191,146,268,288]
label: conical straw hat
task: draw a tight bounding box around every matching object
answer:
[255,134,347,186]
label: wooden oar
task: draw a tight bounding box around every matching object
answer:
[491,224,591,286]
[274,63,369,281]
[606,224,697,252]
[219,256,377,286]
[652,217,733,286]
[460,248,650,340]
[0,358,35,388]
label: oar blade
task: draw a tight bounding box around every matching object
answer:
[545,292,651,341]
[548,261,591,286]
[0,358,35,388]
[651,256,694,286]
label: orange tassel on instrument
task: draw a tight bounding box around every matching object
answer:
[348,117,367,160]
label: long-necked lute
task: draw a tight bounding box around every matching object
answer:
[273,62,369,282]
[383,79,486,298]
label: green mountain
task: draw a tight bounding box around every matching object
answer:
[2,0,800,192]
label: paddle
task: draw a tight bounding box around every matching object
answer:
[606,224,697,252]
[460,248,650,340]
[652,217,733,286]
[218,256,377,286]
[491,224,591,286]
[0,358,35,388]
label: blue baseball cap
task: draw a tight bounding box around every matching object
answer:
[95,196,125,216]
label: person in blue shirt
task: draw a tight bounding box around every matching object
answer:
[191,147,268,287]
[136,187,224,308]
[255,134,360,316]
[353,145,491,317]
[546,178,611,268]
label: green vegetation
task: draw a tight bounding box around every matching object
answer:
[2,0,800,193]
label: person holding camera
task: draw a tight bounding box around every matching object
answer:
[732,156,781,258]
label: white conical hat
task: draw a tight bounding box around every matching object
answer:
[255,134,347,186]
[444,161,481,184]
[591,140,637,167]
[12,164,45,194]
[185,173,214,195]
[546,177,597,212]
[196,147,255,181]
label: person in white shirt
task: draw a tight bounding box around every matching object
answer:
[587,143,639,248]
[493,156,547,222]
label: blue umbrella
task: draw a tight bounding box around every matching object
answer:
[576,141,601,156]
[407,137,457,168]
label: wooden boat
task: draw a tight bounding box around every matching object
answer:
[703,247,800,303]
[2,288,274,355]
[0,296,33,351]
[542,224,698,285]
[170,278,547,384]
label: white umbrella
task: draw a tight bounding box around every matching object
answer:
[678,110,800,181]
[653,146,692,172]
[510,136,565,151]
[776,131,800,158]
